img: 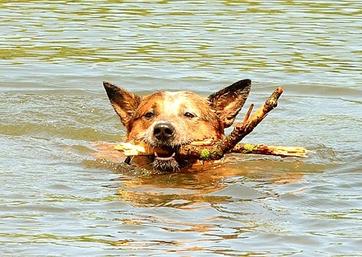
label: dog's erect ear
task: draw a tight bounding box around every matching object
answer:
[103,81,141,127]
[208,79,251,128]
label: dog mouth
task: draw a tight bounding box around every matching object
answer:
[141,138,194,172]
[154,151,176,161]
[151,146,181,173]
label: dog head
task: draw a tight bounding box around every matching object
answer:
[104,79,251,172]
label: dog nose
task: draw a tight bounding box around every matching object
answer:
[153,122,175,141]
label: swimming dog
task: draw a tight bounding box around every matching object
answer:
[103,79,251,172]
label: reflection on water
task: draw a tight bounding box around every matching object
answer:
[1,1,362,256]
[89,141,334,207]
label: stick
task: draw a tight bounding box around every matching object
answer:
[240,104,254,126]
[231,143,308,158]
[114,142,308,158]
[114,87,302,161]
[178,87,284,160]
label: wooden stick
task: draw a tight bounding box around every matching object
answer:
[178,87,284,160]
[240,104,254,126]
[231,143,308,158]
[114,88,303,161]
[114,141,308,158]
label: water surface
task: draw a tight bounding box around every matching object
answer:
[0,1,362,256]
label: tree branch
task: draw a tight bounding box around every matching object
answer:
[115,87,304,161]
[177,87,284,160]
[231,143,308,158]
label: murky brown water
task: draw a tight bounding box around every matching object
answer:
[1,1,361,256]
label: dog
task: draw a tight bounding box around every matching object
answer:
[103,79,251,173]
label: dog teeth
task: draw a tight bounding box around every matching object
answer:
[154,151,176,161]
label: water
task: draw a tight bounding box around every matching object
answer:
[0,1,361,256]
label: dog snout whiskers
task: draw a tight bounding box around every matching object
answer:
[153,122,175,142]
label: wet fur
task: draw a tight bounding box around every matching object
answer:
[103,79,251,172]
[128,91,224,146]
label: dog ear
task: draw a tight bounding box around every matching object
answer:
[208,79,251,128]
[103,81,141,127]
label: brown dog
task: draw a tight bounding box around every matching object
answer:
[103,79,251,172]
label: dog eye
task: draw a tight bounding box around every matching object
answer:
[184,112,196,119]
[144,111,155,119]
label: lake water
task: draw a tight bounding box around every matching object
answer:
[0,1,361,256]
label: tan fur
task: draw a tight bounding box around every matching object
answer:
[103,79,251,172]
[127,91,224,144]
